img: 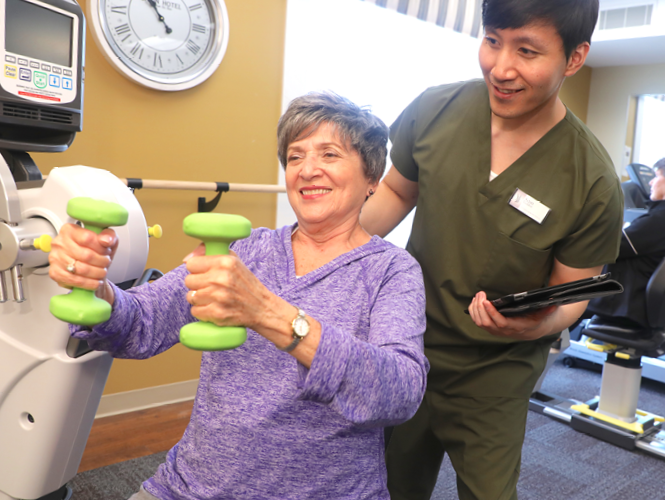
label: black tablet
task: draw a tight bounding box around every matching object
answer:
[489,273,623,317]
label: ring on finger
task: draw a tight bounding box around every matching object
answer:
[66,260,77,274]
[190,290,197,305]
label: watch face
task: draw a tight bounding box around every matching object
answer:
[90,0,229,90]
[293,316,309,338]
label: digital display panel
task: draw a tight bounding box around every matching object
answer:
[5,0,73,67]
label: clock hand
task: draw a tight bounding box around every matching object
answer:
[146,0,173,34]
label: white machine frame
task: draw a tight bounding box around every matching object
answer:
[0,161,150,500]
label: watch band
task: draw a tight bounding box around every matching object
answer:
[281,336,302,353]
[280,308,308,353]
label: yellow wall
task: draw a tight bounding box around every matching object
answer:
[560,65,592,123]
[32,0,287,395]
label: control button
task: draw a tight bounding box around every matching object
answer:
[62,77,72,90]
[52,67,62,75]
[18,68,31,81]
[18,58,27,66]
[29,61,39,69]
[5,55,16,63]
[48,74,60,88]
[41,64,51,71]
[4,65,16,78]
[34,71,47,89]
[63,69,72,76]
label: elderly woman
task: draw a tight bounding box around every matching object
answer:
[48,92,428,500]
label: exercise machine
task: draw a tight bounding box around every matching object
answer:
[562,163,665,385]
[0,1,155,499]
[530,258,665,459]
[563,327,665,385]
[531,162,665,458]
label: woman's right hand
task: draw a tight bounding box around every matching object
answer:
[48,223,119,303]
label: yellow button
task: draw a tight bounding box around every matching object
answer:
[34,234,52,252]
[148,224,163,238]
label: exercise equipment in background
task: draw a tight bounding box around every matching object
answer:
[530,162,665,460]
[564,162,665,385]
[530,258,665,460]
[180,213,252,351]
[627,163,655,200]
[622,163,654,210]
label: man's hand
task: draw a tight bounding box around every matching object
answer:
[468,291,557,340]
[469,260,603,340]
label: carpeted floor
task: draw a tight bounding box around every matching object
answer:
[71,451,166,499]
[432,357,665,500]
[70,357,665,499]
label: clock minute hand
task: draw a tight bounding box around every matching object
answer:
[146,0,173,34]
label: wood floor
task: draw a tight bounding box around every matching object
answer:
[78,400,194,473]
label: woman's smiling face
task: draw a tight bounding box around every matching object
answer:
[285,122,375,232]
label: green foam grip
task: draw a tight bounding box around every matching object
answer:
[66,197,129,234]
[179,213,252,351]
[50,197,129,326]
[50,288,112,326]
[180,323,248,351]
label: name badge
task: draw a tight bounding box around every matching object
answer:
[509,188,551,224]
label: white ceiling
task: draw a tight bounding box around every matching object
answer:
[588,0,665,67]
[586,35,665,67]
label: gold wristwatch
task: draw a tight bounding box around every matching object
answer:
[281,307,310,352]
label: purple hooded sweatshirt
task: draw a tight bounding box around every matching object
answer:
[72,225,428,500]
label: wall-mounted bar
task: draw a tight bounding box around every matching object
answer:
[120,178,286,212]
[121,178,286,193]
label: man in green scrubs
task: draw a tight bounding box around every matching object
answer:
[360,1,623,499]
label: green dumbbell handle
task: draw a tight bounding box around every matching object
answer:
[179,213,252,351]
[50,197,128,326]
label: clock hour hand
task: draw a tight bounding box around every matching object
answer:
[146,0,173,34]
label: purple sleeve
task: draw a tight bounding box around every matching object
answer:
[68,228,268,358]
[297,258,428,428]
[69,265,194,359]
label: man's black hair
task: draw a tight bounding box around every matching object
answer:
[482,0,599,60]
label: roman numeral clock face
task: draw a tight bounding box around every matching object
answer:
[88,0,229,91]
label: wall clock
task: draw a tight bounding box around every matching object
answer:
[88,0,229,91]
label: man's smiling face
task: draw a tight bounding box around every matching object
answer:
[479,22,572,123]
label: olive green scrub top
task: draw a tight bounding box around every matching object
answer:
[390,80,623,398]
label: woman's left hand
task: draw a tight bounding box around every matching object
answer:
[183,250,271,330]
[184,247,322,365]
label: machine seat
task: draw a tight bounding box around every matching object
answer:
[582,315,665,358]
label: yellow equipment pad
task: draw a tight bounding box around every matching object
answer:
[571,403,662,434]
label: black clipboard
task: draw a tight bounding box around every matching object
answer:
[488,273,623,317]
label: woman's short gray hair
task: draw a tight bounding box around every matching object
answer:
[277,92,389,184]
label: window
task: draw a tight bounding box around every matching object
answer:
[633,94,665,168]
